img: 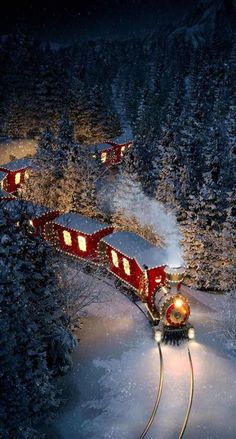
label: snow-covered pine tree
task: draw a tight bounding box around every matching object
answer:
[218,192,236,292]
[57,148,104,219]
[21,128,60,208]
[0,205,75,438]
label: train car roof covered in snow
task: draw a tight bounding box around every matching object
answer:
[102,231,167,268]
[0,157,32,171]
[0,189,16,200]
[54,213,111,234]
[4,200,55,217]
[88,143,115,153]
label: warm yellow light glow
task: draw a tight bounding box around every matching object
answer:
[123,257,130,275]
[175,298,183,308]
[25,170,30,179]
[29,220,34,226]
[154,330,162,343]
[101,152,107,163]
[63,230,72,246]
[78,235,86,252]
[188,328,195,340]
[15,172,21,185]
[111,250,119,267]
[120,146,126,156]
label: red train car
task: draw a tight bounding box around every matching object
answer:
[89,143,121,167]
[107,140,133,163]
[47,213,114,262]
[3,200,59,235]
[100,231,167,303]
[0,158,31,193]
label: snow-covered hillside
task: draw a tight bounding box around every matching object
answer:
[168,0,236,48]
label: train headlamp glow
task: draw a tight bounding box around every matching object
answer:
[154,330,162,344]
[174,298,183,308]
[188,328,195,340]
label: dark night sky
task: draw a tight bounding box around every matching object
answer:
[1,0,200,41]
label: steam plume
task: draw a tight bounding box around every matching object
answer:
[112,176,184,267]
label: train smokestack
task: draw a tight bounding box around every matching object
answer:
[164,266,186,283]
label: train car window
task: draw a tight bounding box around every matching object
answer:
[78,235,86,252]
[25,170,30,179]
[101,152,107,163]
[123,257,130,275]
[111,249,119,267]
[63,230,72,246]
[120,146,126,156]
[15,172,21,184]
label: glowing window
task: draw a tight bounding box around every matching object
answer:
[121,146,126,157]
[111,250,119,267]
[25,170,30,179]
[29,219,34,226]
[123,258,130,276]
[15,172,21,185]
[78,235,86,252]
[63,230,72,246]
[101,152,107,163]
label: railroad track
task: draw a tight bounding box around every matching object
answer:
[138,341,194,439]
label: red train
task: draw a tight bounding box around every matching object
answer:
[89,140,133,166]
[1,192,194,342]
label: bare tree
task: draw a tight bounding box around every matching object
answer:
[51,254,109,330]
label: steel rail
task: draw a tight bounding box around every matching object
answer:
[178,347,194,439]
[139,342,164,439]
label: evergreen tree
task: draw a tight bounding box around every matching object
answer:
[0,206,75,438]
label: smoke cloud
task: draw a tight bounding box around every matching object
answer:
[112,176,184,267]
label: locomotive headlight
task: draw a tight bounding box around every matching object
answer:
[188,327,195,340]
[154,330,162,344]
[174,298,183,308]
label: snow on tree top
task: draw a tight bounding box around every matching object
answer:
[0,157,32,171]
[88,143,115,153]
[0,171,7,181]
[54,213,111,234]
[4,200,55,217]
[102,231,167,268]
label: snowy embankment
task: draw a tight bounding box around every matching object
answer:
[43,273,236,439]
[0,138,37,164]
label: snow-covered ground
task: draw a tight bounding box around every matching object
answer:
[43,279,236,439]
[0,138,37,164]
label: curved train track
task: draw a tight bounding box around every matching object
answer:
[139,343,194,439]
